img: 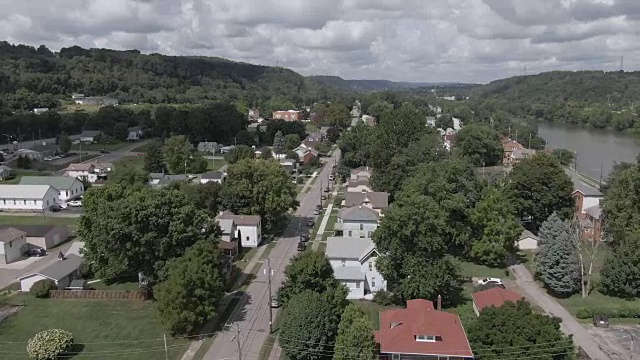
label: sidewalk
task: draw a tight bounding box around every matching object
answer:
[298,171,318,195]
[180,244,268,360]
[311,182,340,251]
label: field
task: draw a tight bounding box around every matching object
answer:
[115,155,145,171]
[0,294,190,360]
[0,215,78,226]
[206,158,227,171]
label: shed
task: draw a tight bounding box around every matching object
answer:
[19,254,83,292]
[517,230,539,250]
[0,225,69,250]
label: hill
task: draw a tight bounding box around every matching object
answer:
[307,75,448,92]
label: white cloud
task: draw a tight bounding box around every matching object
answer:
[1,0,640,83]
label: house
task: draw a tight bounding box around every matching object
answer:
[426,116,436,127]
[63,163,98,183]
[91,162,114,175]
[510,148,536,165]
[217,217,238,258]
[326,237,386,299]
[79,130,103,143]
[217,211,262,247]
[347,178,373,193]
[148,173,166,185]
[362,115,376,126]
[293,145,318,165]
[517,230,539,250]
[0,225,69,250]
[153,174,189,187]
[15,142,58,161]
[127,126,143,141]
[248,123,260,132]
[33,107,49,114]
[197,142,219,154]
[19,253,83,292]
[249,108,260,121]
[71,93,84,100]
[280,158,298,173]
[582,204,603,241]
[375,299,474,360]
[0,165,14,181]
[0,185,59,211]
[0,228,27,264]
[303,133,322,149]
[452,117,463,131]
[502,139,523,166]
[472,287,523,316]
[220,145,236,154]
[272,110,300,121]
[320,126,332,139]
[200,171,226,184]
[565,169,603,216]
[335,206,379,238]
[350,166,371,180]
[20,176,84,202]
[343,192,388,214]
[74,96,118,106]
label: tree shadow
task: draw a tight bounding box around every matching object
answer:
[62,343,85,359]
[102,274,138,285]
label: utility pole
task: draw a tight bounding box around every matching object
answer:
[79,141,82,162]
[319,179,322,207]
[235,324,242,360]
[266,258,273,333]
[574,151,578,172]
[163,333,169,360]
[528,133,531,149]
[625,329,635,360]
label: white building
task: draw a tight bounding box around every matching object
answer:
[0,185,59,211]
[347,178,373,193]
[200,171,226,184]
[19,254,83,292]
[19,177,84,203]
[79,130,102,143]
[63,163,98,183]
[0,228,27,264]
[217,211,262,247]
[518,230,539,251]
[127,126,143,141]
[335,206,379,239]
[326,237,386,299]
[350,166,371,181]
[452,117,463,131]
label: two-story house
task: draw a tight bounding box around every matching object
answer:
[335,206,379,238]
[63,163,98,183]
[347,178,373,193]
[217,211,262,247]
[19,176,84,203]
[350,166,371,180]
[375,299,474,360]
[0,228,27,264]
[326,237,386,299]
[343,192,388,215]
[217,217,238,258]
[127,126,143,141]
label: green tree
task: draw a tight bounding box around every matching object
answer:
[467,301,573,360]
[326,127,340,143]
[224,145,255,164]
[58,132,71,154]
[370,104,426,171]
[470,188,522,267]
[163,135,196,174]
[27,329,74,360]
[259,147,273,160]
[168,181,221,215]
[113,122,129,141]
[278,251,339,304]
[315,141,332,155]
[273,130,286,155]
[326,103,350,128]
[30,279,56,298]
[188,152,208,173]
[333,305,376,360]
[221,159,298,230]
[601,157,640,243]
[109,164,149,186]
[536,213,581,296]
[600,233,640,299]
[143,141,166,173]
[280,292,340,360]
[338,123,375,168]
[367,100,393,120]
[505,153,574,228]
[154,239,226,335]
[551,148,575,166]
[79,185,219,287]
[285,134,301,151]
[455,124,503,166]
[234,130,256,146]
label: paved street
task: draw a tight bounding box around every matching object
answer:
[510,264,612,360]
[203,150,340,360]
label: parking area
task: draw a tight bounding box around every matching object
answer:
[587,325,640,360]
[0,254,47,270]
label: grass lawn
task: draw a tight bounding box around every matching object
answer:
[557,292,640,322]
[115,155,145,171]
[351,300,400,330]
[0,294,190,360]
[130,141,158,153]
[0,215,78,227]
[444,285,477,328]
[206,159,227,171]
[90,278,140,291]
[456,259,509,280]
[71,142,129,152]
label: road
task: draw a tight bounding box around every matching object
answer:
[52,140,151,176]
[203,150,340,360]
[510,264,612,359]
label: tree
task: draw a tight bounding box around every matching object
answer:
[470,188,522,267]
[505,153,574,228]
[113,122,129,141]
[454,124,503,166]
[326,127,340,143]
[278,251,339,304]
[315,141,332,155]
[162,135,196,174]
[536,213,581,296]
[58,132,71,154]
[143,141,165,173]
[259,147,273,160]
[168,181,221,215]
[285,134,301,151]
[188,153,208,173]
[600,233,640,299]
[326,103,350,128]
[224,145,255,164]
[338,123,375,168]
[234,130,256,146]
[551,148,575,166]
[27,329,74,360]
[109,164,149,186]
[601,157,640,242]
[221,159,298,231]
[30,279,56,298]
[79,185,220,287]
[154,239,226,335]
[333,305,376,360]
[367,100,393,120]
[569,221,601,299]
[280,291,341,360]
[467,301,573,360]
[273,130,286,155]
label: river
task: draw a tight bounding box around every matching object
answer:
[537,122,640,181]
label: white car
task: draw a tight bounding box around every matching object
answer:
[67,200,82,207]
[477,277,503,286]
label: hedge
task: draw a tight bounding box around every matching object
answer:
[575,307,640,319]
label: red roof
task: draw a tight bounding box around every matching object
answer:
[376,299,473,358]
[472,287,523,312]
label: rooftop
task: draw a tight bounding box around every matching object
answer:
[0,185,55,199]
[344,192,389,209]
[326,237,375,261]
[565,169,603,197]
[585,204,602,220]
[20,254,83,281]
[80,130,103,137]
[0,227,26,244]
[519,230,539,241]
[339,206,379,222]
[0,225,63,237]
[20,176,80,190]
[218,211,261,226]
[333,266,366,281]
[64,163,95,172]
[472,287,524,313]
[200,171,225,180]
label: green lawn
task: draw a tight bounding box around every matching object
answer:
[130,141,158,153]
[115,155,145,171]
[456,259,509,280]
[0,294,190,360]
[206,159,227,171]
[444,286,477,328]
[90,279,140,291]
[0,215,78,226]
[351,300,399,330]
[71,142,129,152]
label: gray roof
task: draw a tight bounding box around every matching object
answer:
[565,169,603,197]
[339,206,379,222]
[80,130,102,137]
[350,166,371,175]
[69,279,87,288]
[128,126,142,132]
[20,176,80,190]
[348,178,371,188]
[344,192,389,209]
[519,230,539,241]
[581,219,594,228]
[28,143,59,153]
[326,237,375,260]
[585,204,602,219]
[0,228,26,244]
[201,171,224,180]
[20,254,83,281]
[0,225,63,237]
[0,185,55,199]
[218,211,261,226]
[218,218,235,234]
[149,173,165,179]
[333,266,366,281]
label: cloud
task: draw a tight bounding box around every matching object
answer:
[1,0,640,83]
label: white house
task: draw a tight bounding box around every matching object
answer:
[217,211,262,247]
[0,228,27,264]
[343,192,389,215]
[518,230,539,250]
[326,237,386,299]
[19,176,84,203]
[0,185,59,211]
[63,163,98,183]
[350,166,371,180]
[33,108,49,114]
[200,171,226,184]
[452,117,463,131]
[347,178,373,193]
[335,206,379,238]
[19,254,83,292]
[79,130,102,143]
[127,126,143,141]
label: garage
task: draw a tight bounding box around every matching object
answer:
[0,225,69,250]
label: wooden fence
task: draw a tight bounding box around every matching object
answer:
[49,290,149,300]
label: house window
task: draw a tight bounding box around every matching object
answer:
[368,231,372,238]
[9,241,12,248]
[360,224,363,231]
[348,231,352,237]
[372,277,376,288]
[392,354,400,360]
[341,259,346,266]
[416,335,436,342]
[246,236,250,241]
[369,262,373,271]
[356,282,360,289]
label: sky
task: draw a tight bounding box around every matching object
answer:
[0,0,639,83]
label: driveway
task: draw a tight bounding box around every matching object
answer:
[510,264,613,359]
[587,325,640,360]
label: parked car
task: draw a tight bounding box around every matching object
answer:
[321,194,327,200]
[99,149,110,154]
[324,186,329,192]
[270,297,281,308]
[307,219,315,227]
[67,200,82,207]
[329,174,334,181]
[49,204,63,212]
[26,248,46,257]
[314,207,321,215]
[297,242,307,252]
[300,234,309,242]
[477,277,503,286]
[593,315,609,328]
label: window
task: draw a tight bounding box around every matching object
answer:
[416,335,436,342]
[392,354,400,360]
[8,241,12,248]
[246,236,250,241]
[341,259,346,266]
[369,262,373,271]
[372,277,376,287]
[368,231,372,238]
[359,224,363,230]
[348,231,352,237]
[356,282,360,289]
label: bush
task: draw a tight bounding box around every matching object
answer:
[373,290,397,306]
[26,329,74,360]
[575,307,640,319]
[78,261,93,279]
[575,308,591,319]
[30,279,56,298]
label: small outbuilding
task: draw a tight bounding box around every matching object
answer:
[0,228,27,264]
[517,230,539,250]
[0,225,69,250]
[19,254,83,292]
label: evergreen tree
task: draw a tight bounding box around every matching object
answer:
[599,231,640,299]
[333,305,376,360]
[143,141,165,173]
[536,213,581,296]
[273,130,286,155]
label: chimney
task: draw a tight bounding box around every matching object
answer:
[58,252,65,261]
[437,295,442,311]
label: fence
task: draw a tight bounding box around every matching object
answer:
[49,289,149,300]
